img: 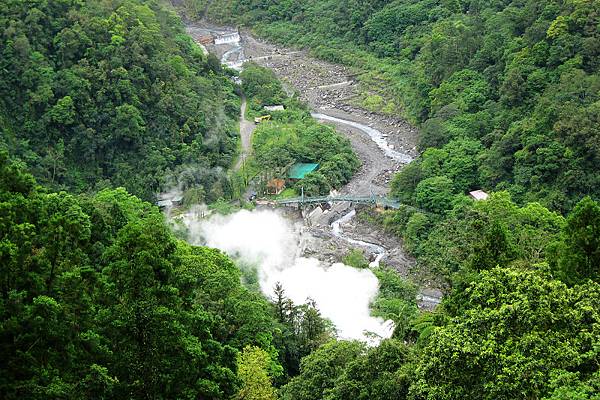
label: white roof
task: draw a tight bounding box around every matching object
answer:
[264,105,285,111]
[469,190,489,201]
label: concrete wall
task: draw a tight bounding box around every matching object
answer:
[215,33,240,45]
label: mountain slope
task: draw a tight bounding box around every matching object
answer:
[0,0,240,200]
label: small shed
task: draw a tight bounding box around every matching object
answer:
[469,190,489,201]
[172,196,184,206]
[264,105,285,112]
[266,178,286,195]
[288,163,319,181]
[157,200,172,209]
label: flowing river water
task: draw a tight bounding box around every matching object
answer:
[176,21,442,343]
[311,113,414,164]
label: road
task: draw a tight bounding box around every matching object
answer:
[185,22,419,196]
[234,96,255,171]
[183,20,443,308]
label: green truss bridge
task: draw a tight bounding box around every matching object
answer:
[275,194,402,209]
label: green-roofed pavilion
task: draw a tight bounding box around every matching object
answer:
[288,163,319,180]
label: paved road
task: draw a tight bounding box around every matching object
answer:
[234,96,256,171]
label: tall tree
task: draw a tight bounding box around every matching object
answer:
[236,346,278,400]
[550,196,600,284]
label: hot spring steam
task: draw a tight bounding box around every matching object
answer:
[185,209,393,342]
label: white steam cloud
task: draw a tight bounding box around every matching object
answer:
[186,209,393,342]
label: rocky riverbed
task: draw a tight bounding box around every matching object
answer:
[184,20,443,310]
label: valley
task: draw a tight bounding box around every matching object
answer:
[3,1,599,398]
[183,19,443,319]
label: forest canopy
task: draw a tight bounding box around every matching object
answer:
[2,0,600,399]
[193,0,600,212]
[0,151,338,398]
[0,0,240,201]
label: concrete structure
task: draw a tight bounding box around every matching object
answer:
[215,32,240,45]
[306,206,325,226]
[156,194,183,209]
[264,105,285,112]
[157,200,172,209]
[172,196,184,206]
[469,190,489,201]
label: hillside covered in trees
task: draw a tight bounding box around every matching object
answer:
[0,152,337,398]
[0,0,240,201]
[2,0,600,399]
[196,0,600,212]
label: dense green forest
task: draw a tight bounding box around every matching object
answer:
[0,0,240,201]
[2,0,600,398]
[0,153,339,398]
[195,0,600,212]
[2,146,600,397]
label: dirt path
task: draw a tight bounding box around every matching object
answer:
[184,20,443,307]
[234,96,255,171]
[185,23,419,196]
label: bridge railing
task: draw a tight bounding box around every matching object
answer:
[275,195,402,208]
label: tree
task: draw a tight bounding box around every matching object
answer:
[415,176,455,213]
[241,63,286,110]
[236,346,278,400]
[0,162,285,399]
[297,172,331,196]
[269,285,334,379]
[469,219,513,271]
[280,341,365,400]
[390,162,423,205]
[327,339,412,400]
[429,69,491,114]
[411,268,600,400]
[550,196,600,284]
[0,0,241,201]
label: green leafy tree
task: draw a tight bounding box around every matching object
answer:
[270,284,334,379]
[411,268,600,400]
[0,155,287,399]
[236,346,278,400]
[550,196,600,284]
[415,176,455,213]
[326,339,412,400]
[280,341,365,400]
[469,219,514,271]
[1,0,240,201]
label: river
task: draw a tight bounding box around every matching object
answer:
[177,20,442,342]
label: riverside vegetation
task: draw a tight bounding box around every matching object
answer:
[2,0,600,399]
[240,62,360,196]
